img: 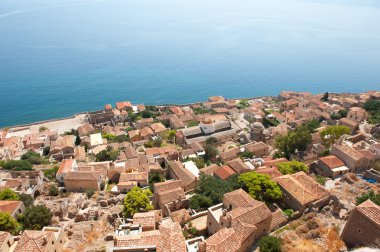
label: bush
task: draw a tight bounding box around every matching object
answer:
[48,185,59,196]
[149,173,165,192]
[0,212,21,235]
[19,194,33,208]
[39,126,48,132]
[356,190,380,206]
[2,160,32,171]
[189,194,213,210]
[86,189,95,199]
[277,161,309,175]
[21,151,47,165]
[205,137,218,145]
[283,209,294,218]
[18,205,52,230]
[259,236,282,252]
[315,175,327,185]
[0,188,20,201]
[95,147,120,162]
[42,146,50,156]
[43,166,59,180]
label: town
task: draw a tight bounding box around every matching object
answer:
[0,90,380,252]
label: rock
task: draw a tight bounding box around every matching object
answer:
[68,204,78,219]
[75,213,88,222]
[104,233,114,241]
[339,209,348,220]
[99,200,108,207]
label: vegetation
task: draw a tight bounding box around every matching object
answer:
[18,205,52,230]
[21,151,48,165]
[148,172,165,192]
[48,185,59,196]
[102,133,116,140]
[187,120,200,127]
[331,109,348,120]
[315,175,327,186]
[258,236,282,252]
[123,187,153,217]
[42,146,50,156]
[192,174,240,206]
[43,166,59,180]
[186,158,205,169]
[204,146,218,162]
[75,135,81,146]
[0,188,20,201]
[277,161,309,175]
[275,124,313,159]
[38,126,48,132]
[237,99,249,109]
[205,137,218,145]
[239,150,254,159]
[283,209,294,218]
[356,190,380,206]
[86,189,95,199]
[238,172,282,202]
[189,194,213,210]
[164,130,177,142]
[0,212,21,235]
[363,99,380,124]
[95,147,120,162]
[321,92,329,102]
[320,125,351,149]
[1,160,32,171]
[193,107,213,115]
[373,160,380,172]
[19,194,33,208]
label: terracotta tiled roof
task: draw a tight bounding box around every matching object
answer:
[227,158,250,174]
[200,228,240,252]
[223,189,260,208]
[333,145,365,161]
[159,187,186,205]
[274,171,329,206]
[114,230,160,248]
[355,199,380,226]
[319,155,345,169]
[64,171,99,181]
[157,219,186,252]
[169,106,185,116]
[200,164,219,175]
[133,212,156,230]
[151,123,167,133]
[0,231,10,247]
[231,219,257,244]
[116,101,132,110]
[219,148,240,161]
[0,201,22,215]
[255,166,282,179]
[213,165,236,180]
[14,230,54,252]
[140,127,154,138]
[154,180,183,194]
[169,161,196,188]
[57,159,74,175]
[170,209,191,224]
[119,172,148,182]
[270,209,287,231]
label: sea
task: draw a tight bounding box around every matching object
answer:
[0,0,380,127]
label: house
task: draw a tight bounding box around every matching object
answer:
[274,171,330,213]
[213,165,236,180]
[245,142,270,158]
[244,107,264,122]
[14,227,65,252]
[200,164,220,176]
[203,189,275,252]
[151,123,167,135]
[64,171,103,192]
[0,231,13,252]
[77,124,95,137]
[136,118,154,129]
[116,101,132,111]
[255,166,282,179]
[369,143,380,158]
[0,200,25,218]
[157,219,187,252]
[153,180,187,217]
[0,171,44,199]
[169,106,185,116]
[331,145,369,172]
[347,107,367,122]
[140,127,155,140]
[316,155,349,178]
[339,118,359,133]
[340,199,380,248]
[117,172,148,192]
[50,135,75,161]
[104,104,112,111]
[132,211,161,231]
[226,158,250,174]
[281,99,299,111]
[56,159,77,184]
[89,133,104,148]
[168,161,196,192]
[128,129,141,142]
[113,229,161,251]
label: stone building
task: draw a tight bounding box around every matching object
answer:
[340,199,380,248]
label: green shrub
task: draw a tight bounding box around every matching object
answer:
[48,185,59,196]
[259,236,282,252]
[86,189,95,199]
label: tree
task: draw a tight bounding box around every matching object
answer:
[18,205,52,230]
[277,161,309,175]
[239,151,254,159]
[86,189,95,199]
[0,188,20,201]
[165,130,177,142]
[141,110,153,118]
[321,92,329,102]
[187,120,199,127]
[21,151,46,165]
[38,126,48,132]
[42,146,50,156]
[149,172,165,192]
[275,126,312,159]
[356,190,380,206]
[95,147,119,162]
[303,119,320,133]
[204,146,218,162]
[237,99,249,109]
[238,172,282,202]
[194,174,239,205]
[43,166,59,180]
[123,187,153,217]
[206,137,218,145]
[2,160,33,171]
[258,236,282,252]
[75,135,81,146]
[19,194,33,208]
[190,194,213,210]
[363,99,380,124]
[48,185,59,196]
[0,212,21,235]
[320,125,350,149]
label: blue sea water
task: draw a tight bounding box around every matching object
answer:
[0,0,380,127]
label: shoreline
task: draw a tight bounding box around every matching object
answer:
[0,91,360,130]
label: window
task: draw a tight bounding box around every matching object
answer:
[209,222,211,226]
